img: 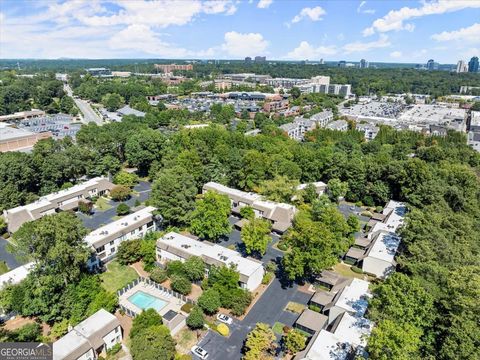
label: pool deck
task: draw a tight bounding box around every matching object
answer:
[120,282,185,319]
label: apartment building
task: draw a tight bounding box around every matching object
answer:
[156,232,265,291]
[263,99,289,113]
[202,182,297,233]
[3,177,114,233]
[265,78,311,89]
[154,64,193,73]
[356,123,380,140]
[362,231,401,278]
[53,309,122,360]
[85,206,159,269]
[280,110,334,141]
[326,120,348,131]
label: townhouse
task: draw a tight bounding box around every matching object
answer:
[280,110,334,141]
[156,232,265,291]
[202,182,297,233]
[3,177,114,233]
[53,309,122,360]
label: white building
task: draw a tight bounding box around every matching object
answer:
[0,262,35,290]
[356,123,379,140]
[156,232,265,291]
[53,309,122,360]
[456,60,468,73]
[203,182,297,233]
[326,120,348,131]
[3,177,114,233]
[280,110,334,141]
[325,278,371,323]
[85,206,159,268]
[362,231,401,278]
[369,200,407,235]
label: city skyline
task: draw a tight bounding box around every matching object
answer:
[0,0,479,63]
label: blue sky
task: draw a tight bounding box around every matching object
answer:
[0,0,479,63]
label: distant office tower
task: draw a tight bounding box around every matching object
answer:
[426,59,439,71]
[254,56,266,63]
[244,57,252,64]
[456,60,468,73]
[359,59,369,68]
[338,61,347,68]
[468,56,479,73]
[319,58,324,65]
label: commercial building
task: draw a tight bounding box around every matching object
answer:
[117,105,146,118]
[154,64,193,73]
[426,59,439,71]
[156,232,265,291]
[468,56,479,73]
[85,206,160,269]
[254,56,266,63]
[86,68,112,77]
[0,109,46,122]
[53,309,122,360]
[222,73,271,83]
[359,59,369,69]
[456,60,468,73]
[0,123,52,152]
[203,182,297,233]
[265,78,311,89]
[3,177,114,233]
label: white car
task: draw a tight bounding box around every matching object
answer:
[191,345,209,359]
[216,313,233,324]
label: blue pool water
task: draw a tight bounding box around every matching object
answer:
[128,291,168,311]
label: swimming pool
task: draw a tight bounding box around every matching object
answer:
[127,291,168,312]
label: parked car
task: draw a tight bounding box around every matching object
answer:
[191,346,209,359]
[216,313,233,325]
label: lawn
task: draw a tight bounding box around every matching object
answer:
[95,197,113,211]
[0,261,9,275]
[285,301,306,314]
[100,260,139,293]
[272,321,286,335]
[332,262,368,280]
[175,328,204,355]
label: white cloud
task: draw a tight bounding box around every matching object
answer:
[291,6,326,24]
[390,51,402,58]
[431,23,480,43]
[220,31,268,57]
[363,0,480,36]
[257,0,273,9]
[343,34,391,53]
[357,1,375,14]
[285,41,337,60]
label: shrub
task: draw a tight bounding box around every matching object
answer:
[114,171,139,188]
[198,288,221,314]
[229,290,252,316]
[78,200,93,214]
[355,201,363,207]
[262,272,274,285]
[175,355,192,360]
[180,303,194,313]
[351,266,364,274]
[107,343,122,356]
[186,306,204,329]
[116,203,130,216]
[375,206,383,213]
[170,275,192,295]
[184,256,205,282]
[110,185,131,201]
[265,261,277,273]
[282,325,291,334]
[239,206,254,220]
[166,260,186,277]
[277,242,288,251]
[361,211,373,217]
[135,199,141,207]
[217,323,230,337]
[308,304,321,313]
[150,268,168,284]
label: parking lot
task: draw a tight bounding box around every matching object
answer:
[340,100,405,121]
[16,114,81,139]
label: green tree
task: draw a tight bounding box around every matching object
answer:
[102,93,124,111]
[258,175,299,203]
[170,275,192,295]
[116,203,130,215]
[125,129,165,175]
[190,191,232,241]
[117,240,142,265]
[241,218,272,256]
[110,185,131,201]
[131,308,163,339]
[346,215,360,235]
[150,268,168,284]
[114,171,139,188]
[290,87,301,99]
[186,306,205,329]
[131,325,175,360]
[243,323,275,360]
[301,183,318,204]
[150,166,197,226]
[327,178,348,201]
[198,288,221,314]
[166,260,186,277]
[283,329,306,354]
[183,256,205,282]
[239,206,255,220]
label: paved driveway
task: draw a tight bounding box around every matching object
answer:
[78,181,152,230]
[0,237,24,270]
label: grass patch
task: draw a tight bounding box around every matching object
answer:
[0,261,9,275]
[100,260,139,293]
[295,328,312,338]
[285,301,306,314]
[111,215,123,221]
[332,262,366,280]
[95,197,112,211]
[272,322,285,335]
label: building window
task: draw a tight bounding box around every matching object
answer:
[96,245,105,253]
[146,221,154,228]
[110,248,115,254]
[131,230,135,235]
[110,240,114,246]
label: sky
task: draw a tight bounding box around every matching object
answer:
[0,0,479,63]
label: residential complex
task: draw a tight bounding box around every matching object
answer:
[53,309,122,360]
[85,206,159,269]
[3,177,114,233]
[203,182,297,233]
[156,232,265,291]
[356,123,380,140]
[280,110,334,140]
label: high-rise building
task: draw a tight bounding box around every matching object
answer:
[244,57,252,64]
[338,61,347,68]
[468,56,479,73]
[319,58,325,65]
[426,59,439,71]
[254,56,266,63]
[359,59,369,69]
[456,60,468,73]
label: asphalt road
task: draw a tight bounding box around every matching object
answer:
[64,84,103,125]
